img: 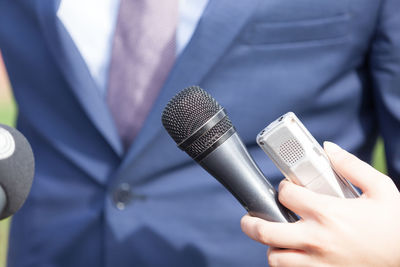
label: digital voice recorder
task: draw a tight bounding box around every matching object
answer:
[257,112,359,198]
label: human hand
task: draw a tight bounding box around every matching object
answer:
[241,141,400,267]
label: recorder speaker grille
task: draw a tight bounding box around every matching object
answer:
[279,138,305,166]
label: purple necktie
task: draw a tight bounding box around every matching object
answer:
[108,0,178,150]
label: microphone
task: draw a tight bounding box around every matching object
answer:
[0,124,35,220]
[161,86,297,222]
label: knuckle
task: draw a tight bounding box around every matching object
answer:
[254,223,268,243]
[309,197,334,221]
[304,229,329,254]
[278,182,293,204]
[302,238,323,254]
[318,207,332,221]
[307,203,328,222]
[240,216,248,230]
[267,248,279,267]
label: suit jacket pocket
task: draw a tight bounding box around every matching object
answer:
[241,13,350,46]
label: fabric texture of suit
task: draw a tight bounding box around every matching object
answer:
[1,0,400,266]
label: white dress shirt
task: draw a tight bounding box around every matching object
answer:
[57,0,210,94]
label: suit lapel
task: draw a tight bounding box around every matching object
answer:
[26,0,260,169]
[32,0,124,157]
[121,0,260,169]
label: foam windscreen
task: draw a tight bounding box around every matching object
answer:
[0,124,35,219]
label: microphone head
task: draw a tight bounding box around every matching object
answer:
[162,86,234,160]
[0,124,35,220]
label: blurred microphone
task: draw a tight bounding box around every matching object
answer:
[162,86,296,222]
[0,124,34,220]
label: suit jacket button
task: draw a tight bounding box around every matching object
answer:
[113,183,133,210]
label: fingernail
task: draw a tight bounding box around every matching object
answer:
[323,141,342,154]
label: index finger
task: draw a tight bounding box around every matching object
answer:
[241,214,308,250]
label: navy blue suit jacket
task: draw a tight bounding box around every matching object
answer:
[1,0,400,266]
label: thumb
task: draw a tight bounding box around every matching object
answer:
[323,141,389,197]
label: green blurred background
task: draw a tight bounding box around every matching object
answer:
[0,53,387,266]
[0,52,17,267]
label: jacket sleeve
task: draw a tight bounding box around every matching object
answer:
[370,0,400,186]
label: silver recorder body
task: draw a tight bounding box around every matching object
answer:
[257,112,359,198]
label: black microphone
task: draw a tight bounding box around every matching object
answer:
[161,86,297,222]
[0,124,35,220]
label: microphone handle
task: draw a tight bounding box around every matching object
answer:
[0,186,6,217]
[199,132,297,223]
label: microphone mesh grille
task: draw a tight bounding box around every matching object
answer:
[161,86,233,158]
[162,86,224,144]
